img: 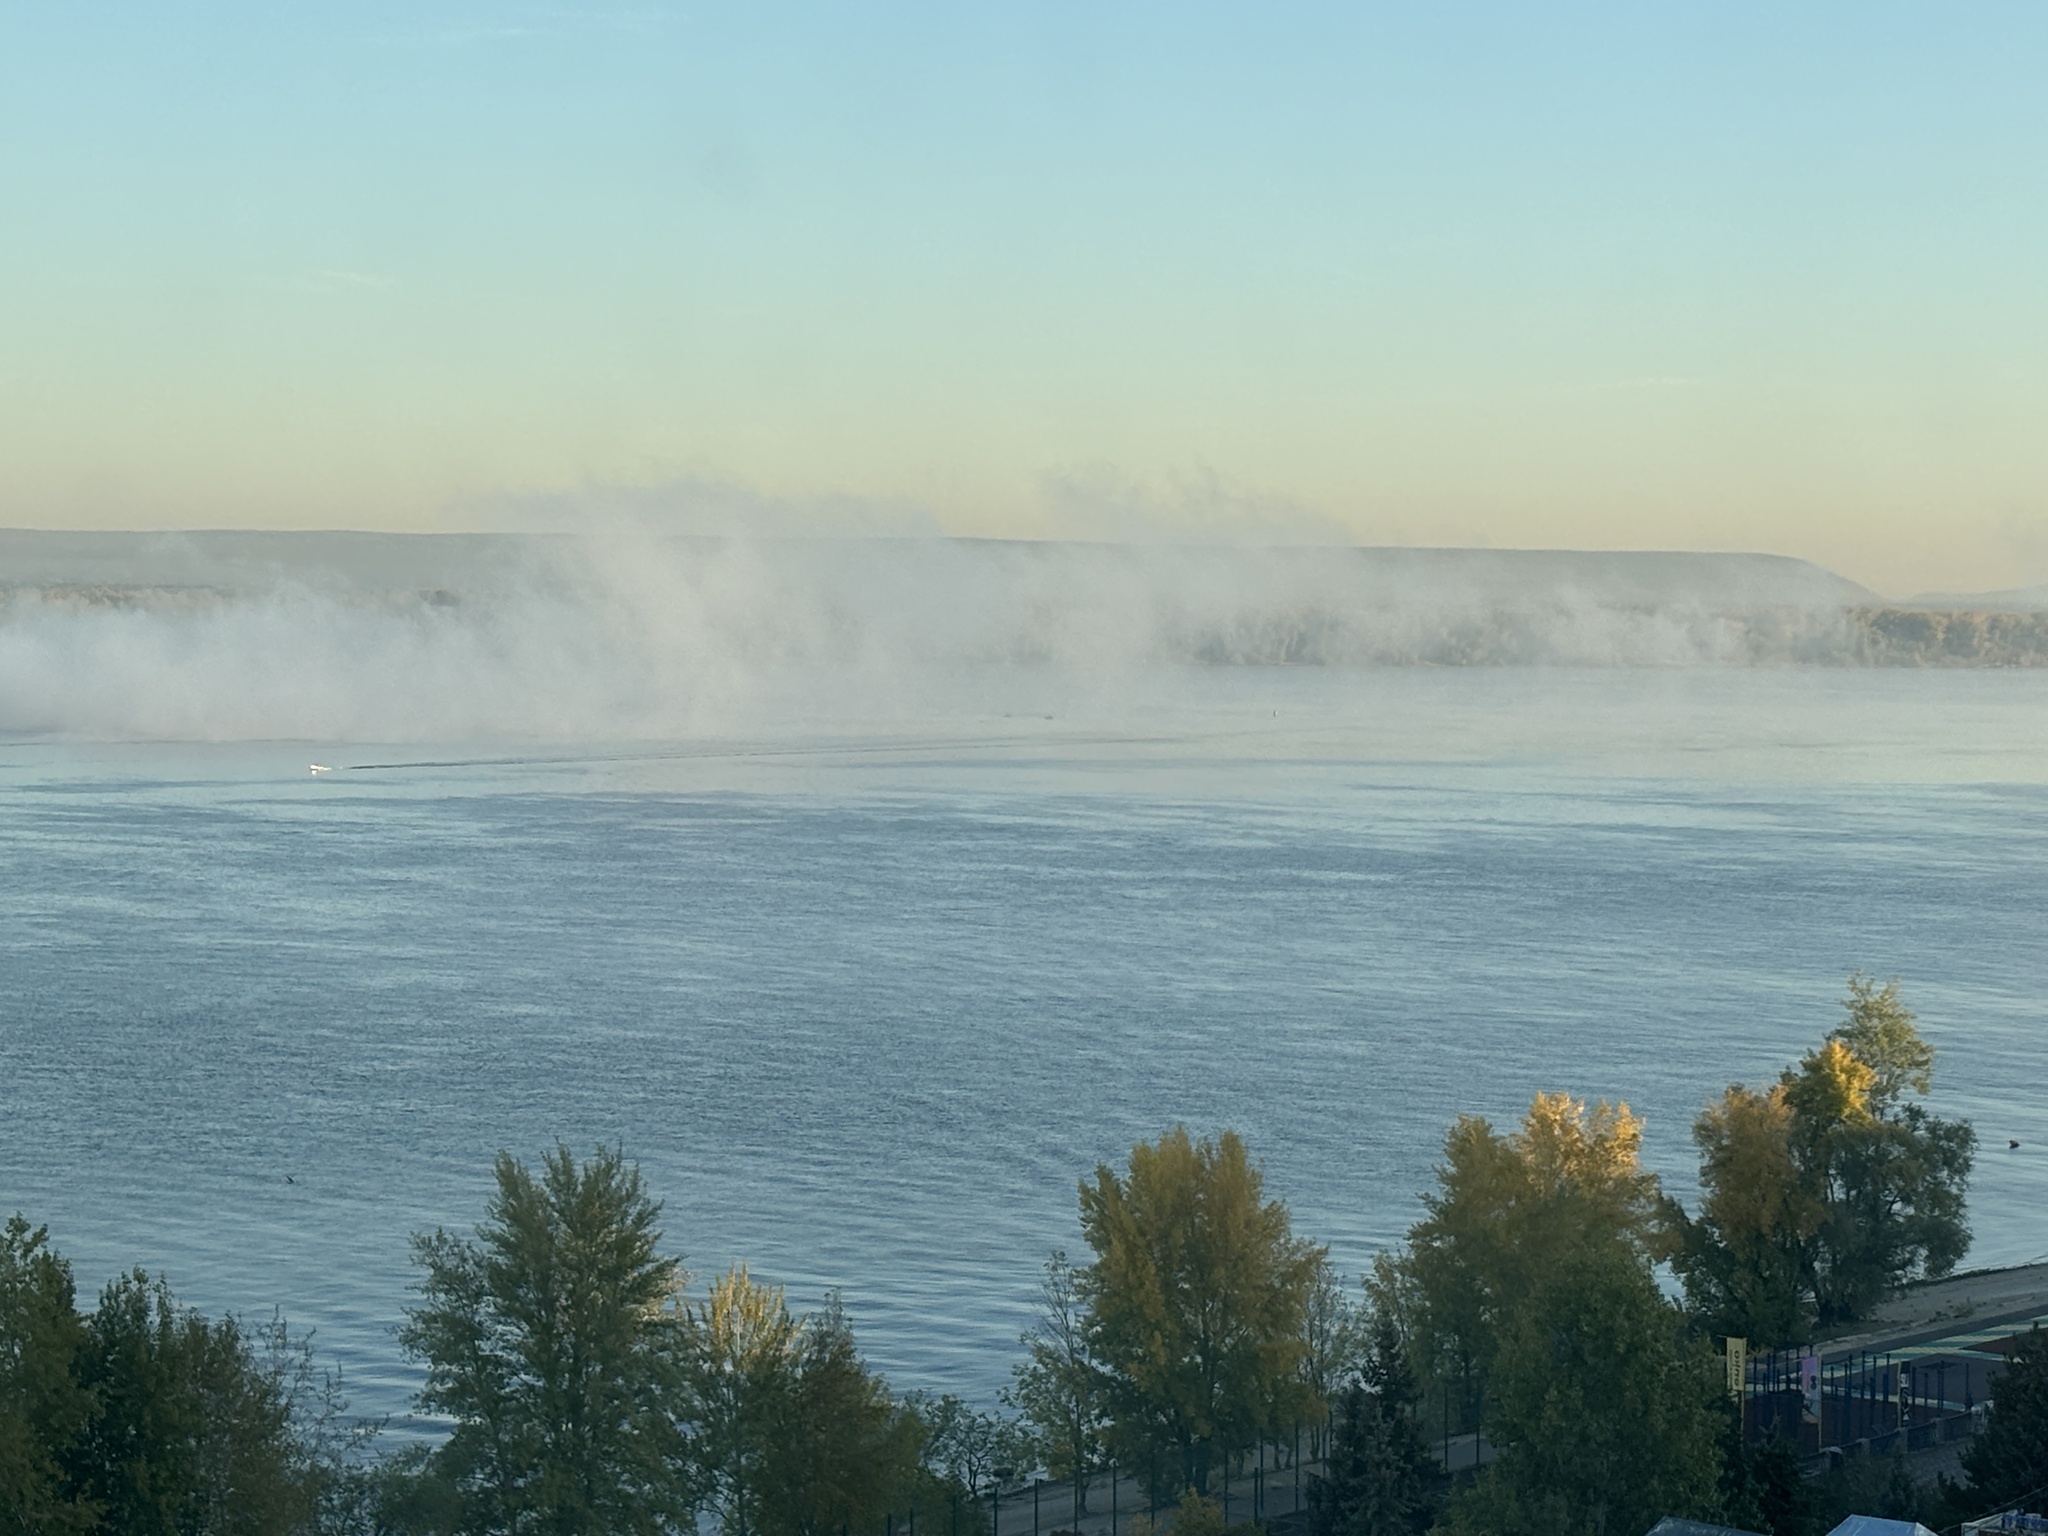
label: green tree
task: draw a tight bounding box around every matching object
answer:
[1707,1393,1817,1536]
[1808,1447,1929,1534]
[66,1271,321,1536]
[680,1264,801,1536]
[679,1270,923,1536]
[366,1443,467,1536]
[1397,1094,1661,1424]
[1298,1257,1365,1446]
[240,1313,380,1536]
[1664,1083,1818,1347]
[1163,1488,1248,1536]
[1005,1250,1103,1506]
[1800,981,1974,1326]
[399,1144,692,1536]
[1437,1239,1722,1536]
[747,1295,925,1536]
[4,1217,368,1536]
[1670,979,1975,1338]
[1957,1326,2048,1521]
[1076,1127,1322,1497]
[913,1392,1027,1499]
[1385,1096,1732,1536]
[1307,1315,1441,1536]
[1734,1433,1808,1536]
[0,1215,96,1535]
[1832,974,1934,1107]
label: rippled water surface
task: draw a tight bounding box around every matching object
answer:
[4,668,2046,1429]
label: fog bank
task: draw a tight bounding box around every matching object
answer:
[2,531,2038,742]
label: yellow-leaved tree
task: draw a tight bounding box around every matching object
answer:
[678,1267,925,1536]
[1077,1127,1322,1500]
[1393,1093,1662,1400]
[1668,978,1975,1341]
[1383,1095,1724,1536]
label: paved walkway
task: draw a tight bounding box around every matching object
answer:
[1824,1262,2048,1362]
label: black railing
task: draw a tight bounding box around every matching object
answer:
[902,1419,1340,1536]
[1740,1343,1992,1463]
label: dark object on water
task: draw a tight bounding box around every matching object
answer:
[285,1174,296,1184]
[2012,1140,2022,1149]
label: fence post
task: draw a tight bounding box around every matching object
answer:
[1111,1461,1118,1536]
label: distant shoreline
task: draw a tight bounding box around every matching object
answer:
[5,531,2046,680]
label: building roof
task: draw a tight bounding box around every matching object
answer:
[1827,1519,1939,1536]
[1644,1520,1767,1536]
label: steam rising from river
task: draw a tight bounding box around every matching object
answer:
[0,530,1931,742]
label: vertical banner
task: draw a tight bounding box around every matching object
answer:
[1800,1350,1822,1424]
[1725,1337,1747,1401]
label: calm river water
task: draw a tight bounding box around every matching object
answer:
[3,667,2045,1430]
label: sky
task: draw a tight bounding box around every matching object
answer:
[2,2,2045,595]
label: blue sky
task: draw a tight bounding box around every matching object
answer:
[2,2,2044,592]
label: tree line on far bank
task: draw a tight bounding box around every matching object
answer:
[4,977,2040,1536]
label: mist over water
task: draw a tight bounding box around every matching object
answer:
[0,531,1915,742]
[3,533,2046,1437]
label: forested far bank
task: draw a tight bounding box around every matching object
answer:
[5,978,2040,1536]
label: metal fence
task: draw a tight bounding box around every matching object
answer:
[971,1426,1332,1536]
[1740,1343,1991,1462]
[834,1421,1341,1536]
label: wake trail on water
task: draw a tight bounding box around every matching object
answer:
[331,730,1197,774]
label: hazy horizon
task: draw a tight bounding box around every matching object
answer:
[4,523,2044,608]
[3,4,2045,594]
[6,528,2044,745]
